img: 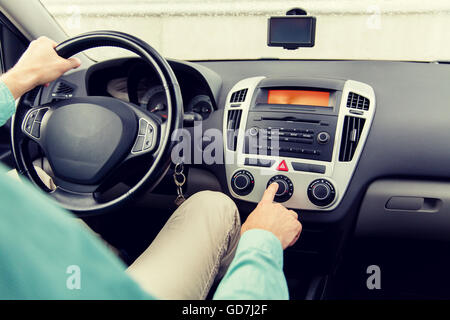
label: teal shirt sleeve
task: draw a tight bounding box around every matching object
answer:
[0,81,16,126]
[213,229,289,300]
[0,164,153,299]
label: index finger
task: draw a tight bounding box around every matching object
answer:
[261,182,279,203]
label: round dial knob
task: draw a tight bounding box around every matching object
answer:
[249,127,259,136]
[234,174,250,190]
[267,175,294,203]
[231,170,255,196]
[317,131,330,144]
[275,179,289,197]
[307,179,336,207]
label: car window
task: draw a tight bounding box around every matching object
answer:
[40,0,450,62]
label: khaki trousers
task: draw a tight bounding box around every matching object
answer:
[127,191,241,299]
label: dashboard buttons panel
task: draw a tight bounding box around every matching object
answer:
[307,179,336,207]
[223,77,375,211]
[267,175,294,203]
[231,170,255,196]
[132,119,156,154]
[22,107,49,139]
[244,122,333,161]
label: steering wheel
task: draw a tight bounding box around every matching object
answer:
[10,31,183,215]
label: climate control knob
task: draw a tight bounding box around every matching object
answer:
[267,175,294,203]
[231,170,255,196]
[307,179,336,207]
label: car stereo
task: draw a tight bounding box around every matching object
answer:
[243,82,342,163]
[223,76,376,211]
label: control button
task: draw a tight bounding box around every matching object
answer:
[313,184,330,200]
[249,127,259,136]
[234,174,250,190]
[278,128,314,134]
[132,136,145,153]
[275,179,289,196]
[231,170,255,196]
[25,117,34,134]
[281,137,313,144]
[292,162,326,174]
[29,110,38,121]
[267,175,294,203]
[143,137,152,150]
[31,122,41,138]
[143,126,154,151]
[307,179,336,207]
[276,160,288,172]
[36,109,48,122]
[138,119,148,135]
[317,132,330,144]
[23,108,49,138]
[244,158,274,168]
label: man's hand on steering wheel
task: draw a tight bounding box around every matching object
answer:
[1,36,81,99]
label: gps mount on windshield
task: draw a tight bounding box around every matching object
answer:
[268,8,316,50]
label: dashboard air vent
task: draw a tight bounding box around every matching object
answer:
[230,89,248,103]
[227,109,242,151]
[339,116,366,162]
[52,81,75,100]
[347,92,370,111]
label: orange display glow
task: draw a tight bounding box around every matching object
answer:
[268,90,330,107]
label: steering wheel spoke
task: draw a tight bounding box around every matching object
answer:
[128,108,161,157]
[21,106,50,142]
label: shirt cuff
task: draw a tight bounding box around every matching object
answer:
[0,81,16,126]
[238,229,284,269]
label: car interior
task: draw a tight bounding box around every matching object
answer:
[3,0,450,300]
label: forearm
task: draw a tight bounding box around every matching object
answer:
[0,66,38,126]
[213,229,289,300]
[0,78,17,126]
[1,67,38,100]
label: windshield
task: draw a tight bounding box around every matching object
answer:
[40,0,450,62]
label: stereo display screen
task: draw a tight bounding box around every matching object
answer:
[267,90,330,107]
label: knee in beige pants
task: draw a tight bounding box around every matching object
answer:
[127,190,241,300]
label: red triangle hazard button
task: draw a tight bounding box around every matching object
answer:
[277,160,288,172]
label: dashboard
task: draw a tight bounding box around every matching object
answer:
[84,58,219,122]
[39,57,450,263]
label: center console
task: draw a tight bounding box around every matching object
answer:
[223,76,376,211]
